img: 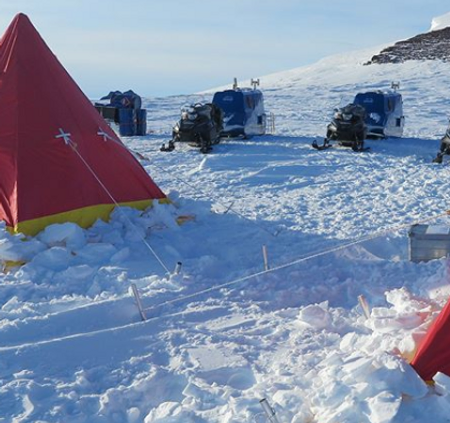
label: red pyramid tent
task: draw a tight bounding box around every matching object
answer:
[410,298,450,381]
[0,13,166,235]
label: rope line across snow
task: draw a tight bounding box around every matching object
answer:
[143,209,450,314]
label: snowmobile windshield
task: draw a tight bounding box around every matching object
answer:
[339,104,365,120]
[180,106,197,121]
[342,113,353,121]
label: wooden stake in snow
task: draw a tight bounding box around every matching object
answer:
[173,261,182,275]
[358,294,371,319]
[131,283,147,321]
[260,398,280,423]
[262,245,270,271]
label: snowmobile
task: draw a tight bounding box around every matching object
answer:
[433,121,450,163]
[160,103,223,154]
[312,103,368,152]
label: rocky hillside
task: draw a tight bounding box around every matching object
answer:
[367,26,450,64]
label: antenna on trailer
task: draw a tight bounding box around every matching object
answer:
[233,77,238,90]
[391,81,400,91]
[251,78,260,90]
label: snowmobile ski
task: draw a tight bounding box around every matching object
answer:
[160,141,175,152]
[433,153,444,164]
[312,139,369,152]
[312,139,332,150]
[352,145,370,152]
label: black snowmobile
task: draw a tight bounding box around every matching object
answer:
[433,121,450,163]
[161,103,223,154]
[312,103,368,152]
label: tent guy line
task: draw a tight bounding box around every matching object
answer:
[65,134,171,274]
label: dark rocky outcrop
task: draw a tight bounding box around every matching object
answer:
[366,26,450,65]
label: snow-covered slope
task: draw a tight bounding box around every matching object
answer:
[4,13,450,423]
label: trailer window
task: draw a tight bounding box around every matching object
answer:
[387,98,394,111]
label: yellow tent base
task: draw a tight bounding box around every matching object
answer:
[2,260,27,273]
[9,198,171,236]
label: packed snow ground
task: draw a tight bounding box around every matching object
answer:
[4,18,450,423]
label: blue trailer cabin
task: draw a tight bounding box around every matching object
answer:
[212,88,266,138]
[353,90,404,138]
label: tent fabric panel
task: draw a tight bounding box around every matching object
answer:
[16,134,166,222]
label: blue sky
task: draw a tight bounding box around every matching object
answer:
[1,1,449,98]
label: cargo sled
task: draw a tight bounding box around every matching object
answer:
[95,90,147,136]
[161,103,223,154]
[353,88,404,139]
[312,103,368,152]
[212,79,266,138]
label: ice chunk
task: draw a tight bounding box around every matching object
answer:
[298,302,331,329]
[434,372,450,396]
[38,222,86,250]
[366,391,401,423]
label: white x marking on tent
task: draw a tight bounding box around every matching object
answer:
[55,128,73,146]
[97,127,115,142]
